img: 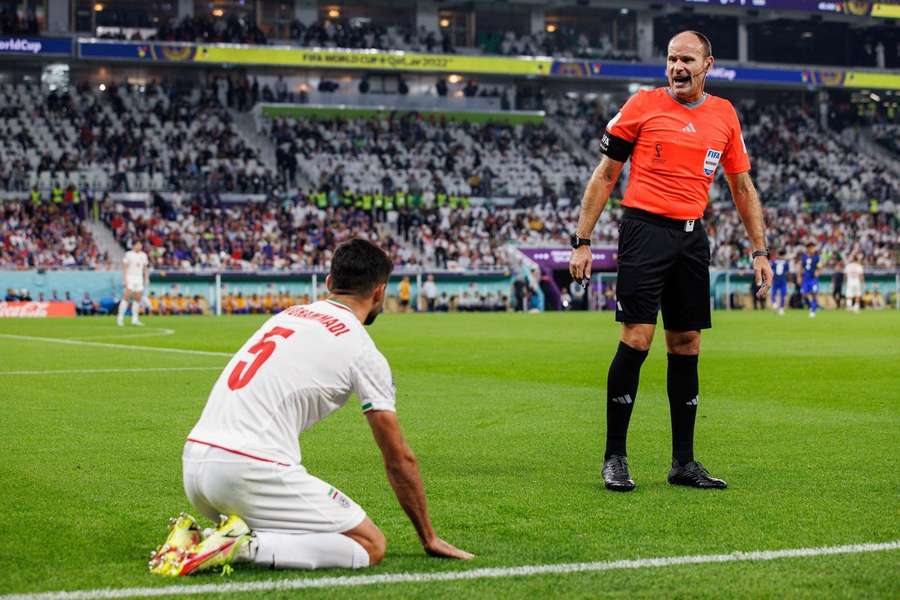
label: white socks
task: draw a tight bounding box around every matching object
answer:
[131,301,140,323]
[248,532,370,570]
[117,300,128,318]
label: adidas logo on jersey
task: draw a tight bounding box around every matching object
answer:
[682,122,697,133]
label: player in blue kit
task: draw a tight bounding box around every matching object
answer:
[800,242,820,318]
[770,249,789,316]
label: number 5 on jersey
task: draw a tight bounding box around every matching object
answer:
[227,326,295,390]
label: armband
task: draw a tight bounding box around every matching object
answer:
[599,130,634,162]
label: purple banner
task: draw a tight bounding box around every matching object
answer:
[517,246,617,271]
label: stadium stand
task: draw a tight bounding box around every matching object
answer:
[265,114,591,202]
[0,202,107,269]
[286,18,453,54]
[0,82,276,194]
[872,123,899,156]
[0,7,39,34]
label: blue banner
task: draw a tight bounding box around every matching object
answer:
[0,36,72,56]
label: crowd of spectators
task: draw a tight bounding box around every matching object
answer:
[708,205,896,270]
[735,104,898,211]
[872,123,899,156]
[0,7,39,35]
[96,186,896,274]
[98,15,267,45]
[266,113,590,203]
[287,19,454,54]
[480,28,637,60]
[0,81,277,194]
[0,202,107,270]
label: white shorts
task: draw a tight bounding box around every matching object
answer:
[182,441,366,534]
[125,276,144,293]
[845,282,862,298]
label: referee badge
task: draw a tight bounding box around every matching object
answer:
[703,149,722,176]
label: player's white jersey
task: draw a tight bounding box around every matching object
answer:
[845,262,864,287]
[188,300,396,466]
[123,250,149,280]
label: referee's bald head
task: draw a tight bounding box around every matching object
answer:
[669,30,712,58]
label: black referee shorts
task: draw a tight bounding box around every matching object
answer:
[615,207,712,331]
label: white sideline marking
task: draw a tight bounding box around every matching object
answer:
[0,367,222,376]
[71,328,176,341]
[1,540,897,600]
[0,334,231,357]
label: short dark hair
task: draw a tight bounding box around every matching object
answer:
[671,30,712,58]
[330,238,393,297]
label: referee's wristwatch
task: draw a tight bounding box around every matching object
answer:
[751,249,769,259]
[570,234,591,249]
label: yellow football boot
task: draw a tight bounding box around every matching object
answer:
[148,512,202,576]
[174,514,252,576]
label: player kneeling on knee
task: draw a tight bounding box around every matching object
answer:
[150,239,472,576]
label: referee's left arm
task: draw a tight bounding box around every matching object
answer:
[725,171,773,297]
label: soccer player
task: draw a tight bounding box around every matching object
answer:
[149,239,472,576]
[398,276,411,312]
[117,241,149,326]
[569,31,772,492]
[844,254,864,313]
[800,242,820,318]
[771,249,790,316]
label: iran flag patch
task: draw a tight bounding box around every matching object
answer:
[703,149,722,176]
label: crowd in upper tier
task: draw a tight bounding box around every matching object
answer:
[0,81,277,195]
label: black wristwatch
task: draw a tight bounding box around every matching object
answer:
[570,234,591,249]
[751,249,769,259]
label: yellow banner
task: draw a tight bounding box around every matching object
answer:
[843,70,900,90]
[872,2,900,18]
[195,46,551,76]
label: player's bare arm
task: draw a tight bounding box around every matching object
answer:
[569,155,625,281]
[366,410,474,560]
[725,171,773,298]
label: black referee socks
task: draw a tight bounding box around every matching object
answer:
[667,353,700,465]
[604,341,649,459]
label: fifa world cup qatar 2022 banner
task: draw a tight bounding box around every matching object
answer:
[76,39,551,76]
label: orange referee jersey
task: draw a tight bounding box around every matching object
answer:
[603,87,750,220]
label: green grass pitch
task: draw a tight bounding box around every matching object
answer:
[0,310,898,598]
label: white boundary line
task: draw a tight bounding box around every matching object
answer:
[70,328,176,341]
[2,540,897,600]
[0,334,231,357]
[0,367,223,376]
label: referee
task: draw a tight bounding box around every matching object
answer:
[569,31,773,492]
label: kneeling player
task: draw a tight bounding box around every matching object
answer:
[149,239,472,576]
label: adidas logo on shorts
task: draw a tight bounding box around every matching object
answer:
[611,394,633,405]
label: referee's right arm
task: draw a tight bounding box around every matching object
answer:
[570,155,625,281]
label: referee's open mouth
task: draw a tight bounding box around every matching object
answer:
[672,74,692,88]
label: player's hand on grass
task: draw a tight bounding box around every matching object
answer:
[423,537,474,560]
[569,245,592,283]
[753,255,774,299]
